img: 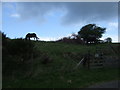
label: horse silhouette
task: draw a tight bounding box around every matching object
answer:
[25,33,39,41]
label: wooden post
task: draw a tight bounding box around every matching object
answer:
[83,54,87,68]
[82,50,90,69]
[87,50,90,69]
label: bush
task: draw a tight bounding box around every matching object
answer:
[41,54,53,64]
[2,36,35,75]
[8,38,34,57]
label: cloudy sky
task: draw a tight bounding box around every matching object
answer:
[2,2,118,42]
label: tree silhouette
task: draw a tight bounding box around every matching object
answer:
[78,24,106,44]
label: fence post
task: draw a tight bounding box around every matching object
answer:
[87,50,90,69]
[83,50,91,69]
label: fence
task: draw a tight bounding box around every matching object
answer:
[74,47,105,69]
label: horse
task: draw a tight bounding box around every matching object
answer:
[25,33,39,41]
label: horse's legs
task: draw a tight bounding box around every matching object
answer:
[36,37,37,41]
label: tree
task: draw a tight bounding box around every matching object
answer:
[78,24,106,44]
[104,37,112,43]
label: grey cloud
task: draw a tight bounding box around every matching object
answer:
[16,2,118,25]
[61,2,117,25]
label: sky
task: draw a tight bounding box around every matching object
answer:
[2,2,118,42]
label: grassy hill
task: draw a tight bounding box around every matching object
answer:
[3,41,119,88]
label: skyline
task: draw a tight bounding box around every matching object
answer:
[2,2,118,42]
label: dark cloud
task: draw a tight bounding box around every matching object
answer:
[61,2,118,25]
[16,2,118,25]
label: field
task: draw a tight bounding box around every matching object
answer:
[3,41,119,88]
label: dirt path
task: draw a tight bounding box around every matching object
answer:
[88,80,119,88]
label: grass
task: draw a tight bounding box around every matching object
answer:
[3,68,119,88]
[3,41,119,88]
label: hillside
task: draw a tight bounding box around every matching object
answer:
[3,41,119,88]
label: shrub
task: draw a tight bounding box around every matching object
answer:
[41,53,53,64]
[8,38,34,57]
[2,36,35,75]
